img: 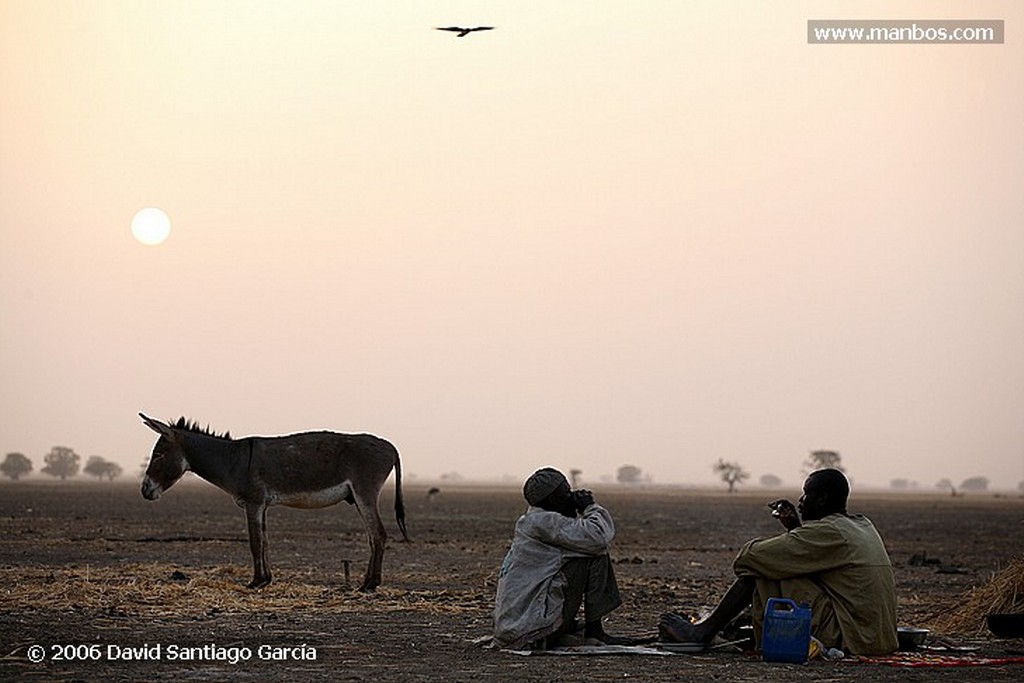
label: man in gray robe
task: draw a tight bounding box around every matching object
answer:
[492,468,630,649]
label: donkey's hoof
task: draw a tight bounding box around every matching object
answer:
[357,582,379,592]
[248,578,272,589]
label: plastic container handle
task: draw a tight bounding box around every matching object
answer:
[767,598,798,612]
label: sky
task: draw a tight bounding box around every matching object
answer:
[1,1,1022,490]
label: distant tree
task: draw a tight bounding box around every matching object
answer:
[616,465,643,485]
[569,468,582,488]
[84,456,105,480]
[1018,480,1024,493]
[890,478,909,490]
[960,476,989,492]
[41,446,80,480]
[1,452,33,480]
[936,478,957,496]
[803,450,844,474]
[105,461,123,481]
[759,474,782,488]
[712,459,749,493]
[84,456,123,482]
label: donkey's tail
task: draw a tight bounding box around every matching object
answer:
[393,448,410,542]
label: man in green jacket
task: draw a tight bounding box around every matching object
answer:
[660,468,898,655]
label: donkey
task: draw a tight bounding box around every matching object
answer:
[139,413,408,591]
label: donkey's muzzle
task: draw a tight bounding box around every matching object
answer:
[141,477,163,501]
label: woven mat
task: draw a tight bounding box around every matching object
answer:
[508,645,673,656]
[854,652,1024,667]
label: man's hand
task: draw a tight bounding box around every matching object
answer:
[768,499,801,531]
[573,489,595,512]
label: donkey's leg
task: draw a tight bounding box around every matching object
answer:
[352,493,387,591]
[244,503,272,589]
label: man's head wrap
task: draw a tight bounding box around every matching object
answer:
[523,467,568,506]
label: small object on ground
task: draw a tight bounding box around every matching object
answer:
[936,566,970,575]
[897,626,930,650]
[169,570,189,582]
[341,559,352,586]
[910,553,943,567]
[810,636,845,660]
[986,613,1024,639]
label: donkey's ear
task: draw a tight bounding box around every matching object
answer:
[139,413,174,438]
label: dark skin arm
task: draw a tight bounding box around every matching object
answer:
[768,499,801,531]
[573,489,594,513]
[538,484,595,518]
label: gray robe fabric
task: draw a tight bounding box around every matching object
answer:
[492,504,615,649]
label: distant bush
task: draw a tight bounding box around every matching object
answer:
[960,476,989,492]
[616,465,643,485]
[84,456,123,482]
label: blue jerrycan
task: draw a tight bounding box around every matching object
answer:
[761,598,812,663]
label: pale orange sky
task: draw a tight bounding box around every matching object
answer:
[2,2,1022,489]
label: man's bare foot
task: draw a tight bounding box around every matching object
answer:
[658,612,711,644]
[585,620,654,646]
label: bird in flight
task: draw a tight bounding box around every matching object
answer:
[436,26,495,38]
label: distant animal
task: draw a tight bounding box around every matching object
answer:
[139,413,408,591]
[436,26,495,37]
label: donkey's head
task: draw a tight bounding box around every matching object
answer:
[139,413,189,500]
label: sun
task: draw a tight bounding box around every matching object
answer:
[131,208,171,245]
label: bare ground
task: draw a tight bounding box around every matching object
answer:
[1,480,1022,682]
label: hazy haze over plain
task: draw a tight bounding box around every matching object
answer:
[2,2,1022,489]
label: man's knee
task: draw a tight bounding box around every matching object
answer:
[560,554,620,613]
[562,554,613,583]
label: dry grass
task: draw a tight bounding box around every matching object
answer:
[0,563,492,618]
[926,556,1024,635]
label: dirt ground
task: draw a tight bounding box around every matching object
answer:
[1,479,1022,682]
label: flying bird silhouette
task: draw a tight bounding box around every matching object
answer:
[436,26,495,38]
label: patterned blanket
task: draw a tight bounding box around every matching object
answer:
[853,652,1024,667]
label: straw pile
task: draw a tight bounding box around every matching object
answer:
[0,563,493,618]
[926,556,1024,635]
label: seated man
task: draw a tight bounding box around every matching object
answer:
[492,467,630,649]
[660,468,898,655]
